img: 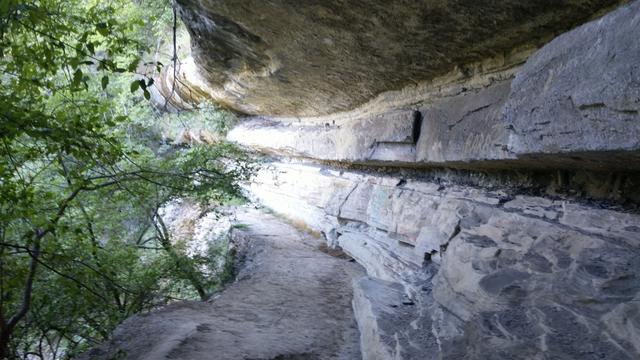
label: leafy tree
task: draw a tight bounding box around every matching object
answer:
[0,0,253,358]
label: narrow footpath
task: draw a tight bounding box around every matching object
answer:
[83,208,364,360]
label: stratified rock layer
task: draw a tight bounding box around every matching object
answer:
[248,162,640,359]
[228,1,640,170]
[175,0,626,116]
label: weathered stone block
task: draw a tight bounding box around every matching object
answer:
[416,80,513,163]
[504,1,640,158]
[353,276,438,360]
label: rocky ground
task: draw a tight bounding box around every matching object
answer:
[81,208,364,360]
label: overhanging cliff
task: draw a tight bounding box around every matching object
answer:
[174,0,628,116]
[99,1,640,359]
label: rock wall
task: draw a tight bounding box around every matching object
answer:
[228,2,640,171]
[247,162,640,359]
[203,2,640,359]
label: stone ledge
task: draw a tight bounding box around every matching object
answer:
[247,161,640,359]
[228,2,640,171]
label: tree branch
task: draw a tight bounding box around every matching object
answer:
[6,237,40,330]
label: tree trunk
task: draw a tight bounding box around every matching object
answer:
[0,235,41,359]
[0,330,11,359]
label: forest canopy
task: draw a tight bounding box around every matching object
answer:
[0,0,252,358]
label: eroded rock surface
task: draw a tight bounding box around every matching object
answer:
[175,0,626,116]
[247,162,640,359]
[81,208,363,360]
[228,1,640,170]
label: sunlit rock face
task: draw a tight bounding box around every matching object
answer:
[248,162,640,359]
[159,199,233,277]
[175,0,626,116]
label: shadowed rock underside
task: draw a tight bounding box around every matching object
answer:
[175,0,627,116]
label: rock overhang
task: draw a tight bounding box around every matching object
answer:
[226,1,640,171]
[175,0,629,116]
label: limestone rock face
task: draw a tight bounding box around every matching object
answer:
[228,1,640,170]
[248,162,640,359]
[504,0,640,156]
[158,200,233,276]
[176,0,625,116]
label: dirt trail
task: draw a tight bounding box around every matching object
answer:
[83,208,363,360]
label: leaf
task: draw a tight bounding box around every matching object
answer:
[72,69,83,87]
[127,58,140,72]
[96,22,109,36]
[69,57,80,69]
[0,0,10,15]
[130,80,140,93]
[138,79,146,90]
[79,31,89,43]
[101,75,109,90]
[143,89,150,101]
[147,78,154,87]
[86,42,95,55]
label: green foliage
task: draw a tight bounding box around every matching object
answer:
[0,0,254,358]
